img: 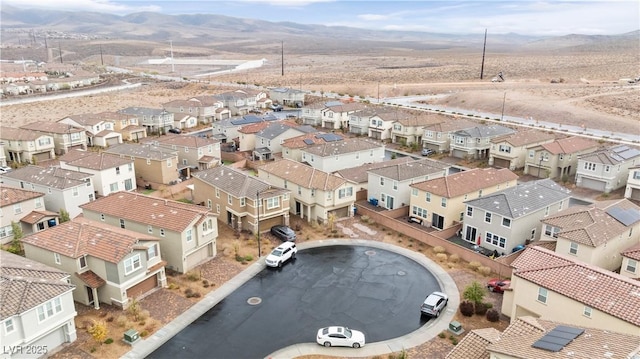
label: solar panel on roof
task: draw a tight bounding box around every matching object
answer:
[607,206,640,226]
[315,133,343,142]
[532,326,584,352]
[303,139,315,145]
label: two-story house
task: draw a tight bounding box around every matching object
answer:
[540,198,640,272]
[187,96,230,123]
[300,102,326,126]
[422,118,477,154]
[348,107,379,136]
[281,133,344,163]
[575,144,640,193]
[0,251,77,357]
[1,165,95,219]
[488,129,557,170]
[462,179,572,254]
[0,187,58,244]
[252,122,316,160]
[524,136,600,180]
[269,87,305,108]
[192,166,292,233]
[367,159,450,210]
[214,90,257,116]
[104,143,179,187]
[409,168,519,230]
[502,246,640,336]
[21,217,166,310]
[20,121,87,155]
[320,101,366,130]
[212,115,278,146]
[300,138,385,173]
[258,159,357,223]
[118,107,174,135]
[57,113,123,148]
[58,149,137,197]
[104,111,147,142]
[80,191,218,273]
[0,126,55,164]
[624,165,640,200]
[141,135,221,175]
[367,109,409,141]
[162,99,201,124]
[620,242,640,280]
[449,125,516,159]
[334,157,415,193]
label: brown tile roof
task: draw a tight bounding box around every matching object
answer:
[410,168,518,198]
[334,157,416,184]
[490,129,557,146]
[59,149,133,170]
[20,121,85,134]
[0,251,74,319]
[259,159,349,190]
[238,121,272,134]
[511,246,640,326]
[80,191,215,233]
[541,136,599,154]
[143,134,219,147]
[302,138,383,157]
[577,144,640,165]
[2,165,92,189]
[0,187,44,207]
[368,158,449,181]
[621,242,640,261]
[445,327,500,359]
[281,132,343,149]
[541,198,640,247]
[0,126,49,141]
[76,270,106,288]
[423,118,478,133]
[194,166,286,198]
[20,210,59,224]
[484,316,640,359]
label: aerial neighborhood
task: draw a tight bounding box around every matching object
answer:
[1,66,640,358]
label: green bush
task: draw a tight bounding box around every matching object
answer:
[104,338,114,344]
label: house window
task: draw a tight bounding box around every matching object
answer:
[634,171,640,180]
[79,256,87,269]
[466,206,473,217]
[558,200,564,210]
[426,192,431,202]
[266,197,280,209]
[338,187,353,199]
[544,206,550,216]
[583,162,596,171]
[147,244,158,259]
[626,259,637,273]
[115,166,120,175]
[544,224,560,238]
[537,287,548,304]
[380,177,385,186]
[412,206,428,218]
[72,187,79,197]
[499,144,511,153]
[186,229,193,242]
[455,137,465,145]
[311,188,315,197]
[478,189,483,197]
[54,252,61,265]
[441,198,447,208]
[486,232,507,248]
[569,242,578,255]
[284,180,288,189]
[13,204,21,214]
[412,188,418,196]
[124,254,141,275]
[110,182,118,192]
[393,181,398,190]
[4,318,15,334]
[148,225,153,234]
[502,218,511,228]
[228,194,233,205]
[36,298,62,322]
[583,306,592,318]
[240,197,246,206]
[184,147,189,153]
[298,186,302,195]
[604,165,610,172]
[167,159,172,167]
[35,197,42,208]
[528,150,535,159]
[215,188,220,198]
[183,159,188,166]
[485,212,492,223]
[216,204,220,213]
[160,229,165,237]
[530,228,536,239]
[120,219,125,229]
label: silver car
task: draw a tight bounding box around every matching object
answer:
[420,291,448,317]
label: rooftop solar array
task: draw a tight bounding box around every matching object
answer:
[303,139,315,145]
[532,325,584,352]
[607,206,640,226]
[611,145,640,161]
[315,133,343,142]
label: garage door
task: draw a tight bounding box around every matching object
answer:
[34,152,52,162]
[579,177,606,192]
[106,137,120,146]
[259,216,284,231]
[185,245,211,270]
[493,158,511,169]
[126,275,158,299]
[329,206,349,219]
[452,149,466,159]
[629,188,640,201]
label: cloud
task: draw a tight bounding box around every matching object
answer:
[2,0,161,14]
[357,13,390,21]
[236,0,336,6]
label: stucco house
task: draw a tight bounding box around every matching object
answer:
[258,159,357,222]
[575,144,640,193]
[333,157,415,193]
[21,217,166,310]
[300,102,326,126]
[300,138,385,173]
[348,107,384,136]
[268,87,305,107]
[80,191,218,274]
[367,158,450,210]
[367,108,409,141]
[214,90,258,116]
[58,149,137,197]
[192,166,292,233]
[1,165,95,219]
[0,251,77,358]
[0,187,58,244]
[449,124,516,160]
[187,96,230,123]
[118,107,174,135]
[320,101,366,130]
[141,135,221,176]
[162,99,201,122]
[212,115,278,145]
[624,165,640,201]
[57,113,123,148]
[252,122,316,160]
[488,129,557,170]
[421,118,477,154]
[524,136,600,180]
[281,133,343,163]
[620,242,640,280]
[0,126,55,164]
[540,198,640,272]
[462,179,572,254]
[104,143,179,187]
[99,111,147,142]
[19,121,87,155]
[501,246,640,336]
[409,168,519,230]
[172,113,199,130]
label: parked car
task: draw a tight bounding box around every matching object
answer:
[270,104,283,112]
[265,242,297,268]
[316,326,365,348]
[420,291,448,317]
[168,128,182,134]
[0,166,12,174]
[249,109,262,114]
[487,278,511,293]
[421,148,435,156]
[270,225,297,242]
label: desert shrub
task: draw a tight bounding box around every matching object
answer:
[449,254,460,263]
[127,298,141,321]
[139,310,150,321]
[145,324,157,333]
[186,271,200,281]
[447,262,456,269]
[451,337,458,345]
[104,338,114,344]
[468,261,482,271]
[360,215,370,222]
[140,330,149,337]
[88,320,108,343]
[168,283,179,290]
[485,302,493,309]
[90,347,96,353]
[438,331,446,338]
[191,292,202,298]
[433,246,446,254]
[202,279,209,287]
[184,288,194,296]
[293,222,302,231]
[244,255,253,261]
[459,300,475,317]
[436,253,448,262]
[99,311,108,318]
[478,266,492,276]
[115,315,128,327]
[475,302,490,315]
[106,316,114,322]
[486,309,500,322]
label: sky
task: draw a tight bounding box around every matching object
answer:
[3,0,639,36]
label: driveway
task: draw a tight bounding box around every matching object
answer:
[147,245,443,359]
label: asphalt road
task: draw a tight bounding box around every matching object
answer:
[148,245,441,359]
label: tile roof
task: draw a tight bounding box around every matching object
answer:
[484,316,640,359]
[21,217,160,263]
[118,107,168,116]
[237,121,272,134]
[0,126,49,141]
[257,121,315,140]
[423,118,478,132]
[80,191,215,233]
[621,242,640,261]
[104,143,177,161]
[61,111,134,125]
[58,149,133,170]
[281,132,344,149]
[142,134,219,147]
[578,144,640,165]
[323,101,366,113]
[259,159,349,190]
[453,124,516,138]
[464,179,571,219]
[367,158,450,181]
[334,157,417,184]
[20,121,85,134]
[162,99,200,108]
[1,165,92,189]
[410,168,519,198]
[0,251,74,319]
[20,210,59,224]
[0,187,44,207]
[541,136,599,154]
[490,129,557,146]
[541,198,640,247]
[511,246,640,326]
[445,327,500,359]
[76,270,106,288]
[302,138,384,157]
[194,166,289,198]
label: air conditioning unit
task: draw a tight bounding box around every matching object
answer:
[123,329,140,345]
[449,321,464,335]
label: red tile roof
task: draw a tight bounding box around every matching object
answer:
[541,136,599,154]
[0,187,44,207]
[410,168,518,198]
[76,270,106,288]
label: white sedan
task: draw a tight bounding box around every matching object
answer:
[316,326,365,348]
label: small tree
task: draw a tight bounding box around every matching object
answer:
[59,209,70,223]
[327,213,337,232]
[463,281,486,308]
[88,320,108,344]
[7,221,24,254]
[127,297,141,321]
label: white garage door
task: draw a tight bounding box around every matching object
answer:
[580,177,606,192]
[185,244,211,270]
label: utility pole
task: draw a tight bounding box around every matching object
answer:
[58,42,63,64]
[281,41,284,76]
[500,92,506,121]
[100,45,104,66]
[480,28,487,80]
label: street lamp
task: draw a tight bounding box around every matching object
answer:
[256,190,262,258]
